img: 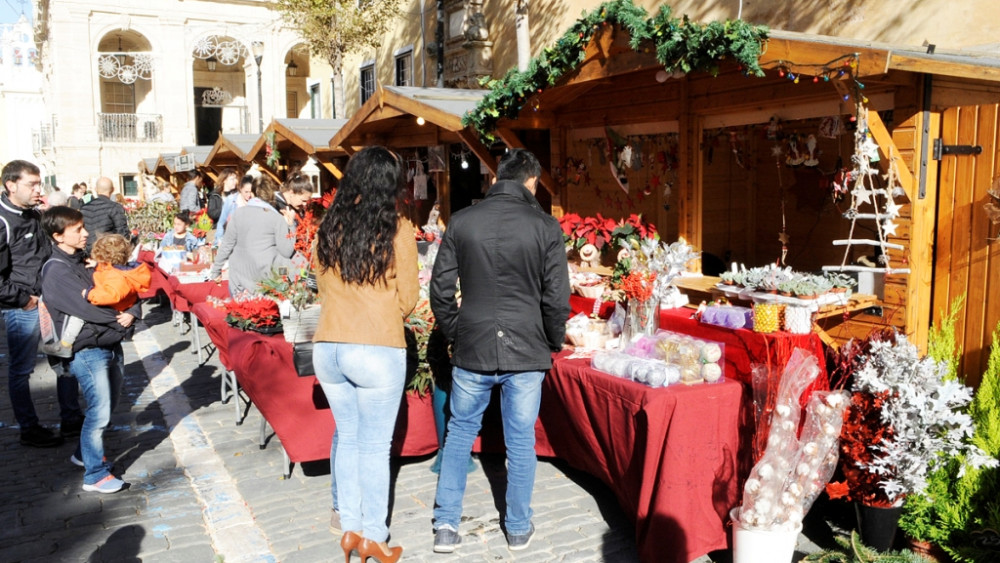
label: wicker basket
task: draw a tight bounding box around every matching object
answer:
[574,282,607,300]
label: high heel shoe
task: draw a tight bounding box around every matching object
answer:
[357,537,403,563]
[340,531,362,563]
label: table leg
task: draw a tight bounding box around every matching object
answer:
[192,316,203,361]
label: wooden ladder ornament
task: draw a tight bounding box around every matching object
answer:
[823,108,910,276]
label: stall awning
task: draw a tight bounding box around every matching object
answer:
[204,133,260,169]
[246,118,349,179]
[328,86,487,151]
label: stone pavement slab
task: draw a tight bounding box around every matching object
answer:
[0,299,837,562]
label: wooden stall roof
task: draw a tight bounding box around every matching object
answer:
[768,30,1000,83]
[204,133,260,169]
[329,86,485,147]
[245,118,349,179]
[154,152,181,176]
[139,157,159,174]
[181,145,213,166]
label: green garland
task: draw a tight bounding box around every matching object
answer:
[462,0,768,140]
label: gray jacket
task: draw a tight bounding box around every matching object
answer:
[209,199,294,297]
[179,181,200,213]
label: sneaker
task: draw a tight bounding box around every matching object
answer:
[506,523,535,551]
[20,425,63,448]
[61,418,84,438]
[82,475,125,494]
[433,525,461,553]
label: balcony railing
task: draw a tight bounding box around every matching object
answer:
[98,113,163,143]
[31,124,53,153]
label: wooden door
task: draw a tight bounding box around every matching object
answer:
[932,103,1000,386]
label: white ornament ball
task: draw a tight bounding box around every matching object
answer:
[744,478,761,494]
[803,442,818,456]
[757,463,774,479]
[796,463,811,476]
[775,404,792,418]
[700,343,723,363]
[702,363,722,383]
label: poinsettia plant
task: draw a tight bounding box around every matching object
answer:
[224,297,281,331]
[610,213,658,251]
[558,212,616,250]
[257,269,316,312]
[293,192,333,263]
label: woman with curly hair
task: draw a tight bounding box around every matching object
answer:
[313,146,418,563]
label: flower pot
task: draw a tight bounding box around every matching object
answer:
[730,507,801,563]
[905,537,951,562]
[855,502,903,552]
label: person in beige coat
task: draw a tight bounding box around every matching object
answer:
[312,146,418,563]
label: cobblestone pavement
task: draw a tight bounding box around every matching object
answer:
[0,299,837,562]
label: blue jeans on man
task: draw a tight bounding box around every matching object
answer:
[433,367,544,536]
[69,345,124,485]
[4,308,82,435]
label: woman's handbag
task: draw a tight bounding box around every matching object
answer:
[292,342,315,376]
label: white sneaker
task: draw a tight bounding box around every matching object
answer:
[82,475,125,494]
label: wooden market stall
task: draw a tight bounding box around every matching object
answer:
[244,118,348,185]
[328,85,500,223]
[152,152,183,189]
[474,17,1000,380]
[203,132,259,172]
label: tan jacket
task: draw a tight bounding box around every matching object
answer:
[313,219,419,348]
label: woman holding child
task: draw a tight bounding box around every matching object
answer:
[41,206,142,494]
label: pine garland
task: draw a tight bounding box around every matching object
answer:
[462,0,769,139]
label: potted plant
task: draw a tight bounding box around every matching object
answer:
[257,269,319,342]
[802,530,931,562]
[898,299,1000,562]
[826,272,858,294]
[224,297,282,334]
[825,331,994,551]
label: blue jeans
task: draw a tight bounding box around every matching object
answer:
[70,345,124,485]
[4,308,82,428]
[313,342,405,542]
[433,367,544,535]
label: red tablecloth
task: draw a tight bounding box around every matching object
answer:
[190,303,233,371]
[542,353,746,563]
[226,329,438,463]
[138,252,170,300]
[166,276,229,313]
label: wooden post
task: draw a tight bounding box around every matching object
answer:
[677,77,703,270]
[906,82,940,353]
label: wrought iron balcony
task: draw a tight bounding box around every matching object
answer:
[31,124,53,153]
[97,113,162,143]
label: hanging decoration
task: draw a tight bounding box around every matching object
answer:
[264,131,281,170]
[201,87,233,106]
[463,0,769,140]
[192,35,248,66]
[605,127,633,193]
[823,107,910,276]
[98,53,154,84]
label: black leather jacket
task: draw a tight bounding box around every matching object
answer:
[81,195,129,252]
[0,194,51,308]
[431,180,570,372]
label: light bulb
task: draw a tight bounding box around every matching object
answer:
[416,116,426,126]
[461,158,469,169]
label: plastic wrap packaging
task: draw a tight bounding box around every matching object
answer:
[752,302,783,333]
[783,305,812,334]
[737,350,849,531]
[701,305,754,329]
[565,313,612,349]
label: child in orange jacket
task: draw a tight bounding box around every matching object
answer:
[86,234,152,312]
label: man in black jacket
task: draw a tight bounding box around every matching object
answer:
[0,160,83,447]
[81,177,129,253]
[430,149,570,553]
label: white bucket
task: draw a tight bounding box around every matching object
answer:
[730,507,801,563]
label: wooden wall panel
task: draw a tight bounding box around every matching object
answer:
[931,100,1000,386]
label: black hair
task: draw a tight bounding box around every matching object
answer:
[42,206,84,238]
[496,148,542,186]
[2,160,40,189]
[316,146,403,285]
[174,211,192,225]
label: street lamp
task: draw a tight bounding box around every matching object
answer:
[252,41,264,133]
[206,56,217,72]
[286,56,298,77]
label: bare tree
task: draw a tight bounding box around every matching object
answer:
[273,0,403,118]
